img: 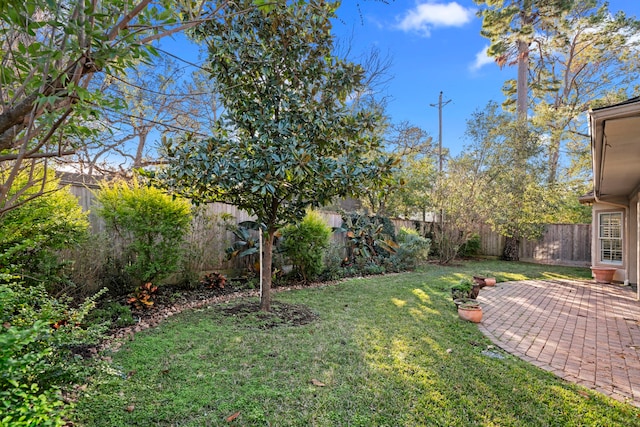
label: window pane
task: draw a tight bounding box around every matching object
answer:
[598,212,623,264]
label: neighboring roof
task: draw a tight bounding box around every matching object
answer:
[590,96,640,112]
[589,97,640,203]
[578,191,595,205]
[56,171,111,189]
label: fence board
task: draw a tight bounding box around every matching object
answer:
[66,181,592,269]
[474,223,591,267]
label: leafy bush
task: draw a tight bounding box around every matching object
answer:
[127,282,158,310]
[280,211,332,282]
[320,242,347,281]
[0,281,106,426]
[85,302,134,329]
[0,321,67,427]
[95,177,192,290]
[0,168,88,291]
[389,227,431,271]
[337,213,398,265]
[200,272,227,289]
[224,220,262,274]
[362,262,386,275]
[458,233,481,258]
[451,278,478,300]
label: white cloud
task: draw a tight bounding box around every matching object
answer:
[397,1,475,37]
[469,45,494,71]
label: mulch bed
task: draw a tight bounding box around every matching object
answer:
[94,280,335,354]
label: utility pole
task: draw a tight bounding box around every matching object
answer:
[430,91,452,174]
[430,91,451,229]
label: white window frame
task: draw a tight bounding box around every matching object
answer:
[598,211,623,265]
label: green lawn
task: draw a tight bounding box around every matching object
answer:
[74,261,640,426]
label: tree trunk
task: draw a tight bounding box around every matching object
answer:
[260,229,274,312]
[133,131,149,169]
[547,132,561,184]
[502,236,520,261]
[516,38,529,120]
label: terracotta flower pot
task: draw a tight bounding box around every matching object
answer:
[473,276,496,288]
[590,267,616,284]
[458,304,482,323]
[484,277,496,286]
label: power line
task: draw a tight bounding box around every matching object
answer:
[155,47,212,73]
[90,102,211,138]
[106,73,216,98]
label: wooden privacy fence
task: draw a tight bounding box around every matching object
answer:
[476,223,591,267]
[66,180,591,269]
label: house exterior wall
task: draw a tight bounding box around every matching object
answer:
[631,193,639,286]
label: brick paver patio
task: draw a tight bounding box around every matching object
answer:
[477,279,640,406]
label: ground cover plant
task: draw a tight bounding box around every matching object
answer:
[74,260,640,426]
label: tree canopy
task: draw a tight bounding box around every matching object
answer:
[152,0,393,311]
[0,0,226,214]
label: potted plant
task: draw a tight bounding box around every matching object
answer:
[457,300,482,323]
[473,276,496,287]
[451,278,480,301]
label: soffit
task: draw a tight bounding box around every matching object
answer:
[599,115,640,199]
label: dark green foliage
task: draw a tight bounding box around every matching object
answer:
[151,0,394,310]
[451,278,479,300]
[337,213,399,265]
[322,217,431,278]
[225,221,261,266]
[85,302,134,329]
[391,227,431,270]
[96,178,192,290]
[0,282,106,426]
[0,168,88,290]
[320,242,348,281]
[458,233,481,258]
[280,211,332,282]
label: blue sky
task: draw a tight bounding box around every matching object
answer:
[331,0,640,156]
[160,0,640,157]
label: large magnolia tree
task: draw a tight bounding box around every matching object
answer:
[152,0,393,311]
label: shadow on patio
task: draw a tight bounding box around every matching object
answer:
[477,279,640,406]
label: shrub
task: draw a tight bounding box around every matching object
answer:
[0,281,106,426]
[0,321,67,427]
[451,278,478,300]
[280,211,332,282]
[85,302,134,329]
[95,177,192,291]
[0,168,88,291]
[224,220,262,274]
[337,213,398,265]
[320,242,347,281]
[458,233,481,258]
[200,272,227,289]
[391,227,431,270]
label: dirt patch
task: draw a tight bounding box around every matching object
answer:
[220,301,318,329]
[95,281,333,354]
